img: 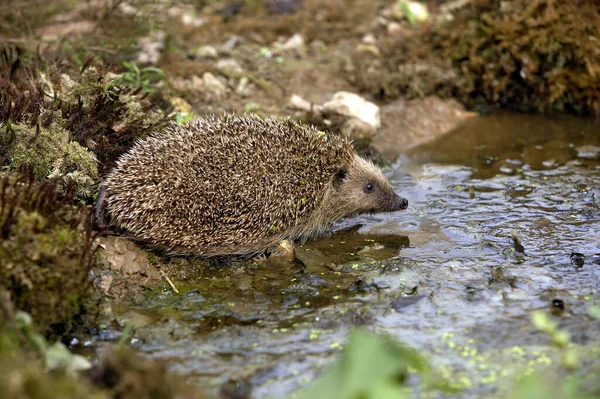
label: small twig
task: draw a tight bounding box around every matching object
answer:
[117,321,133,349]
[82,45,118,54]
[159,269,179,294]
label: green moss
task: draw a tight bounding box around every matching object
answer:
[7,121,67,179]
[0,48,173,181]
[0,293,205,399]
[0,174,98,337]
[352,0,600,115]
[146,252,159,264]
[0,294,104,399]
[0,353,105,399]
[441,0,600,114]
[4,119,98,199]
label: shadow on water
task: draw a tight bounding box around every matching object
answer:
[102,111,600,397]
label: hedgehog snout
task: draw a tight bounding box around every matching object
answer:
[385,193,409,211]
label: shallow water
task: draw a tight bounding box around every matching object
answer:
[103,112,600,397]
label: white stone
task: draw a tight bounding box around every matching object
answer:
[167,6,185,18]
[322,91,381,130]
[216,58,243,74]
[202,72,227,98]
[282,33,305,51]
[395,1,430,23]
[387,21,403,36]
[288,94,323,113]
[195,45,218,59]
[355,43,380,57]
[222,35,243,51]
[181,13,206,27]
[137,31,165,64]
[190,75,204,91]
[575,145,600,159]
[118,2,137,16]
[407,1,430,22]
[362,33,376,44]
[236,77,254,97]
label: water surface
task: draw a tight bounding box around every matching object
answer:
[107,112,600,397]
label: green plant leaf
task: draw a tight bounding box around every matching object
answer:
[400,1,416,26]
[182,112,194,123]
[45,342,92,374]
[297,330,427,399]
[142,66,164,75]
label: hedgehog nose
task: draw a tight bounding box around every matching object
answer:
[386,194,409,211]
[399,196,408,210]
[398,196,409,210]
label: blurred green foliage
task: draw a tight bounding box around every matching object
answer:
[298,323,599,399]
[297,330,431,399]
[119,61,164,93]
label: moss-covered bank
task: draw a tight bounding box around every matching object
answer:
[0,173,98,337]
[0,48,173,188]
[0,293,205,399]
[352,0,600,115]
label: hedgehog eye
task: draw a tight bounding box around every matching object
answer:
[363,183,374,193]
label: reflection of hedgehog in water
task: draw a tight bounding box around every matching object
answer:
[99,115,408,256]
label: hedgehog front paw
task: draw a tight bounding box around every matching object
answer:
[265,239,296,267]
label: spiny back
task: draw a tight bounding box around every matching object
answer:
[105,114,355,254]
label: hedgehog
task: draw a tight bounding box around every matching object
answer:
[100,115,408,256]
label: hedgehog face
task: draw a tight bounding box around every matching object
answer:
[329,155,408,218]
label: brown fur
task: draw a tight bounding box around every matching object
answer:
[105,115,407,256]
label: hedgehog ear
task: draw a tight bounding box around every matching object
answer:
[333,169,347,189]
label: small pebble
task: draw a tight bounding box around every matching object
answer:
[570,252,585,267]
[390,295,424,312]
